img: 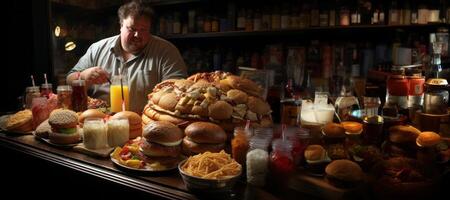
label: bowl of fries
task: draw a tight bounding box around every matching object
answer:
[178,150,242,192]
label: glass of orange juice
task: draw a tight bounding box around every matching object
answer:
[110,74,129,113]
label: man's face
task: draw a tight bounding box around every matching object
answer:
[120,16,151,54]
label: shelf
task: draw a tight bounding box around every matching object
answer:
[148,0,202,6]
[160,23,448,40]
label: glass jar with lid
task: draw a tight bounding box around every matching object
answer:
[269,139,295,188]
[57,85,72,109]
[25,86,41,109]
[423,78,449,114]
[246,136,270,187]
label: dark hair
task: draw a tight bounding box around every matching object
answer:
[118,0,154,25]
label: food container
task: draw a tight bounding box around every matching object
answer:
[178,159,241,193]
[423,78,449,115]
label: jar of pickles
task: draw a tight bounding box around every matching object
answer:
[57,85,72,109]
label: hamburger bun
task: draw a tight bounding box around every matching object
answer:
[111,111,142,139]
[35,119,51,138]
[191,105,209,117]
[158,92,178,111]
[304,145,327,162]
[143,106,190,127]
[48,109,78,130]
[6,109,33,132]
[78,109,106,126]
[173,79,194,91]
[139,139,181,157]
[325,159,363,188]
[416,131,441,147]
[247,96,271,115]
[184,122,227,144]
[142,121,183,146]
[227,89,248,104]
[208,101,233,120]
[181,137,225,155]
[49,131,80,145]
[341,121,363,134]
[322,123,346,138]
[389,125,421,144]
[222,75,262,97]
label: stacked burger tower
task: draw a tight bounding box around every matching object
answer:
[142,71,273,133]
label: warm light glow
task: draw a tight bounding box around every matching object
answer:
[54,26,61,37]
[65,41,76,51]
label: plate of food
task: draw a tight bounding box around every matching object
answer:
[0,110,34,135]
[110,137,184,172]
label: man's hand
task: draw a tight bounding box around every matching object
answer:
[80,67,109,85]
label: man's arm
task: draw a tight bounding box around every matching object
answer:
[66,45,95,85]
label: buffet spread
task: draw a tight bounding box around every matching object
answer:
[0,71,449,199]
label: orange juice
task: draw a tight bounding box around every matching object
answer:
[110,84,129,113]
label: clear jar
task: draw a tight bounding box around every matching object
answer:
[246,137,270,187]
[107,118,129,147]
[57,85,72,109]
[83,118,107,149]
[71,79,88,112]
[232,127,250,166]
[269,139,294,187]
[25,86,41,109]
[40,83,53,99]
[423,78,449,115]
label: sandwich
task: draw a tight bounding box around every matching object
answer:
[182,122,227,155]
[48,109,80,144]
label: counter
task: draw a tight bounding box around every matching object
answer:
[0,131,305,199]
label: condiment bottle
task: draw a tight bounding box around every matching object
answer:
[232,127,250,166]
[423,78,449,115]
[57,85,72,109]
[246,137,270,187]
[269,139,295,188]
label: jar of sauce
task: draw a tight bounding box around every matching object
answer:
[71,79,88,112]
[57,85,72,109]
[232,127,250,166]
[269,139,295,188]
[423,78,449,115]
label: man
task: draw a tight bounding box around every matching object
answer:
[66,0,187,113]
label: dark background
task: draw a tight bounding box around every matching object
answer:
[2,0,52,113]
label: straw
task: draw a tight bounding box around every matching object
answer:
[44,73,48,85]
[281,124,286,141]
[106,76,112,85]
[30,75,35,87]
[119,70,125,111]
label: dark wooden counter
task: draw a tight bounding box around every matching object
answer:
[0,131,301,199]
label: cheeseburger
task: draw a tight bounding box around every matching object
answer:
[48,109,80,144]
[140,121,183,158]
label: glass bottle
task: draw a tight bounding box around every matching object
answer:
[246,136,270,187]
[236,9,246,31]
[232,127,251,166]
[389,0,400,25]
[40,83,53,99]
[269,139,295,188]
[25,86,41,109]
[71,79,88,112]
[56,85,72,110]
[335,75,360,121]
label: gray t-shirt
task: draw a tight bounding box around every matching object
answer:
[69,35,187,113]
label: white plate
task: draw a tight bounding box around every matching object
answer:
[33,133,80,148]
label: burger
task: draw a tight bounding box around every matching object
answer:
[304,145,330,174]
[140,121,183,158]
[78,109,107,127]
[322,123,346,145]
[416,131,441,147]
[182,122,227,155]
[111,111,142,139]
[340,121,363,135]
[382,125,421,158]
[325,159,364,188]
[48,109,80,144]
